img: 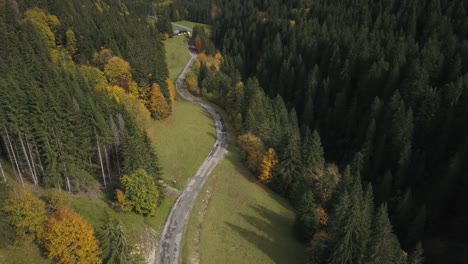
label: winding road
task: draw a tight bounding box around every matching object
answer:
[156,51,228,264]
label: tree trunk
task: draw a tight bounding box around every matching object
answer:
[19,134,37,185]
[97,140,106,187]
[27,140,40,181]
[4,128,24,186]
[103,145,112,183]
[0,160,6,182]
[114,145,121,178]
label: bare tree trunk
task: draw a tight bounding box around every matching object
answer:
[4,128,24,186]
[66,175,71,193]
[0,160,6,182]
[34,144,45,177]
[27,140,40,181]
[97,140,106,188]
[19,134,37,185]
[62,161,71,193]
[103,145,112,183]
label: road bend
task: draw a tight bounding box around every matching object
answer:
[156,52,228,264]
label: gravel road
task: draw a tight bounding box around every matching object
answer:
[156,52,228,264]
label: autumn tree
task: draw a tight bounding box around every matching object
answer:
[93,48,114,69]
[146,83,170,119]
[42,205,102,264]
[2,187,47,243]
[120,169,159,216]
[167,79,177,103]
[311,164,341,203]
[259,148,278,182]
[65,28,77,57]
[104,56,135,94]
[43,189,68,213]
[237,133,264,173]
[115,189,132,212]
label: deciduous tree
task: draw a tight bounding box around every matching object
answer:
[259,148,278,182]
[42,205,102,264]
[146,83,170,119]
[120,169,159,216]
[3,187,47,243]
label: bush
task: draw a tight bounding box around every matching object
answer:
[2,187,47,243]
[120,169,159,216]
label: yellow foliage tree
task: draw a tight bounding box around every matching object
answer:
[147,83,170,119]
[237,133,264,173]
[105,85,151,130]
[93,48,113,68]
[2,187,47,243]
[167,79,177,103]
[65,28,77,57]
[42,205,102,264]
[103,56,133,93]
[80,65,108,90]
[259,148,278,182]
[186,76,200,95]
[115,189,132,212]
[24,7,59,48]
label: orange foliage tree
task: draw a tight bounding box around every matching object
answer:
[194,38,203,53]
[2,187,47,243]
[115,189,132,212]
[259,148,278,182]
[42,205,102,264]
[146,83,170,119]
[237,133,264,173]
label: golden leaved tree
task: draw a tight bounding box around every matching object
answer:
[237,133,264,173]
[104,56,137,95]
[42,205,102,264]
[2,187,47,243]
[147,83,170,119]
[259,148,278,182]
[167,79,177,103]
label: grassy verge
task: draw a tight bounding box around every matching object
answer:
[183,109,306,264]
[147,99,215,189]
[164,35,191,80]
[150,28,215,190]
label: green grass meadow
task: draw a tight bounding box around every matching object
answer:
[164,35,191,80]
[182,112,306,264]
[151,30,215,189]
[148,100,215,189]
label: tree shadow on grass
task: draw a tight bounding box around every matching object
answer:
[225,204,304,264]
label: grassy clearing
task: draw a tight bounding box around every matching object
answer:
[183,119,306,264]
[69,193,173,238]
[0,242,53,264]
[147,100,215,189]
[173,20,211,34]
[164,35,191,80]
[149,32,215,190]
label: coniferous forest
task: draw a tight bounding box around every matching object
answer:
[1,0,468,263]
[170,0,468,263]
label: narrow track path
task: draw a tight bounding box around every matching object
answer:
[156,52,228,264]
